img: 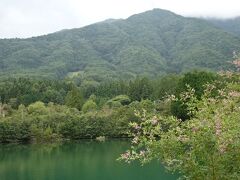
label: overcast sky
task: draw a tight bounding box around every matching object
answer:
[1,0,240,38]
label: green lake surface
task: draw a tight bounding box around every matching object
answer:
[0,140,178,180]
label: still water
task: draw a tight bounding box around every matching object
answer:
[0,140,178,180]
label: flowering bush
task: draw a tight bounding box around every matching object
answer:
[120,79,240,179]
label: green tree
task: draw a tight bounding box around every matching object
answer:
[27,101,47,115]
[42,89,64,104]
[171,71,219,120]
[120,82,240,179]
[176,71,218,98]
[82,99,97,113]
[0,103,9,118]
[128,77,153,101]
[152,74,180,99]
[18,104,26,120]
[107,95,131,106]
[65,88,85,110]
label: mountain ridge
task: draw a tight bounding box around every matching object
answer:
[206,16,240,36]
[0,8,240,82]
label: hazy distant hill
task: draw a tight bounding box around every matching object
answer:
[1,9,240,82]
[207,17,240,36]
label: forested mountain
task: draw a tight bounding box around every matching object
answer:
[1,9,240,82]
[207,17,240,36]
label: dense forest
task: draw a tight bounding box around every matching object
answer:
[1,9,240,84]
[207,16,240,36]
[0,71,220,143]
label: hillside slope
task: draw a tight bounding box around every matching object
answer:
[207,17,240,36]
[1,9,240,82]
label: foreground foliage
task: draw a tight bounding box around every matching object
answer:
[120,73,240,179]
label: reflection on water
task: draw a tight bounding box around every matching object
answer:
[0,140,178,180]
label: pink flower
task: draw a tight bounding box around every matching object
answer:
[132,137,139,144]
[177,135,189,143]
[228,91,240,97]
[133,124,141,130]
[139,150,146,157]
[151,119,158,125]
[215,118,222,136]
[232,59,240,68]
[192,127,199,133]
[121,151,130,160]
[219,144,227,154]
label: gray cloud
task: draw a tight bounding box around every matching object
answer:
[1,0,240,38]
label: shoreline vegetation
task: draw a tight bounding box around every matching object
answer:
[0,68,239,179]
[0,70,220,144]
[119,60,240,179]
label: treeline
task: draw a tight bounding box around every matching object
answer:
[0,71,221,143]
[0,75,179,108]
[0,78,72,107]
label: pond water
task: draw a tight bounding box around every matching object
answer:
[0,140,178,180]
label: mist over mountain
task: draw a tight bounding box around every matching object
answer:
[1,9,240,82]
[206,17,240,36]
